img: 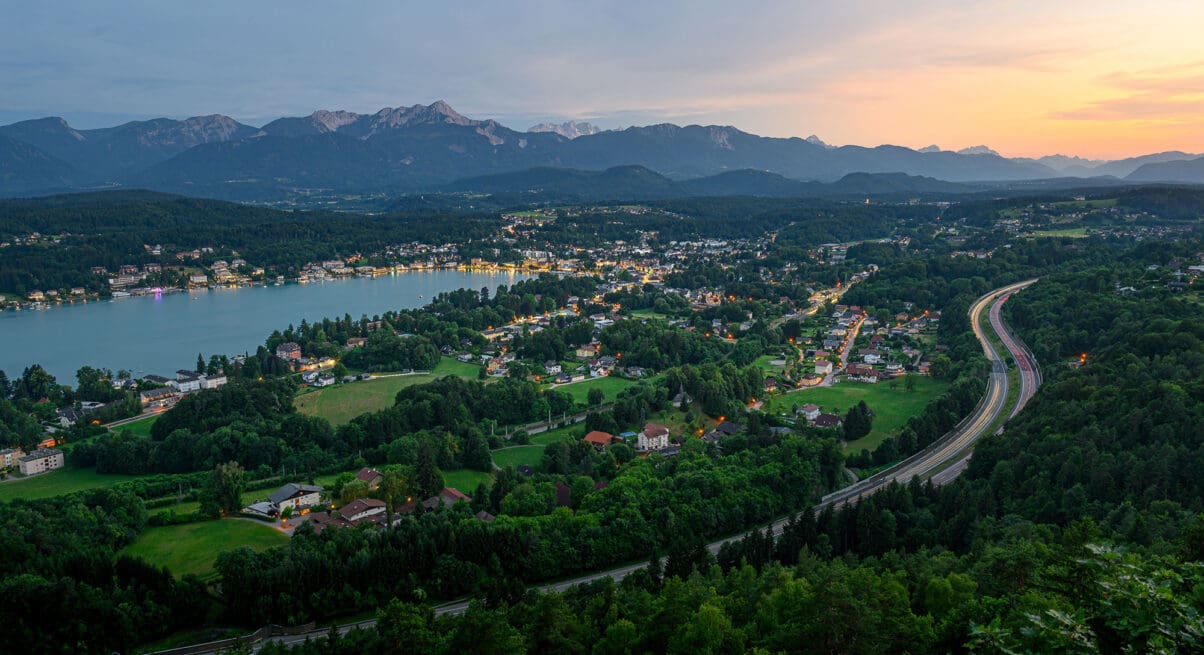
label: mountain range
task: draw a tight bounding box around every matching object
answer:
[1,100,1202,200]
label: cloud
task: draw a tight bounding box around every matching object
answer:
[1053,62,1204,122]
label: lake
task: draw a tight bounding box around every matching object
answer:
[0,270,529,382]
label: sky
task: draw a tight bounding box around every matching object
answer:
[1,1,1202,160]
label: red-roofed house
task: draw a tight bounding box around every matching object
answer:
[355,467,383,490]
[583,431,616,448]
[422,487,471,511]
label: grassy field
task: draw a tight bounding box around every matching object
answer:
[754,354,789,375]
[1032,227,1090,238]
[764,377,950,452]
[122,520,288,578]
[1051,198,1116,209]
[442,469,492,494]
[114,415,159,437]
[529,423,586,445]
[0,466,139,502]
[492,445,545,470]
[295,357,480,425]
[551,376,637,405]
[630,308,670,320]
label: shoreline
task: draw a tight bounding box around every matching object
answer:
[0,268,540,382]
[0,264,548,314]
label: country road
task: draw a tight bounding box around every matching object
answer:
[160,281,1041,655]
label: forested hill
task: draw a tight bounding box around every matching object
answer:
[0,190,492,239]
[0,191,499,295]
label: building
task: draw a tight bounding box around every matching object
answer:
[638,423,670,451]
[243,501,277,518]
[815,361,834,376]
[544,361,563,375]
[355,467,384,490]
[269,483,323,511]
[0,447,25,468]
[339,498,386,523]
[276,342,303,360]
[576,343,600,359]
[814,414,842,429]
[845,363,880,383]
[799,404,822,422]
[199,374,227,390]
[18,448,64,476]
[139,387,177,408]
[172,371,202,393]
[420,487,471,511]
[583,431,616,448]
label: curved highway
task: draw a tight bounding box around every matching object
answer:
[930,280,1041,484]
[166,280,1042,655]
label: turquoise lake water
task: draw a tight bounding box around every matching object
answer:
[0,270,528,382]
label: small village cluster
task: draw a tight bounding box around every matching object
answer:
[241,468,487,535]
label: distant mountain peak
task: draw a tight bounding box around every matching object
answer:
[805,134,835,149]
[528,121,601,139]
[367,101,477,134]
[309,110,362,132]
[957,145,999,156]
[918,145,942,153]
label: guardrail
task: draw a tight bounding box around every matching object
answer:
[148,622,316,655]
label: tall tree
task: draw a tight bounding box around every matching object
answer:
[415,440,443,498]
[211,461,246,514]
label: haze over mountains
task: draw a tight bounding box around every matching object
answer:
[1,100,1202,200]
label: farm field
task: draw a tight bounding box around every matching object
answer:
[122,520,288,578]
[295,357,480,425]
[764,377,950,452]
[0,466,139,502]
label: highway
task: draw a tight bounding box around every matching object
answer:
[162,280,1041,655]
[930,279,1041,485]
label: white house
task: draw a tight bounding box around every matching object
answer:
[200,374,227,390]
[172,371,203,393]
[799,404,822,422]
[815,360,834,376]
[269,483,323,511]
[544,361,563,375]
[339,498,386,523]
[638,423,670,451]
[314,374,336,388]
[18,448,64,476]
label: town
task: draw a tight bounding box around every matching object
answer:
[0,189,1201,655]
